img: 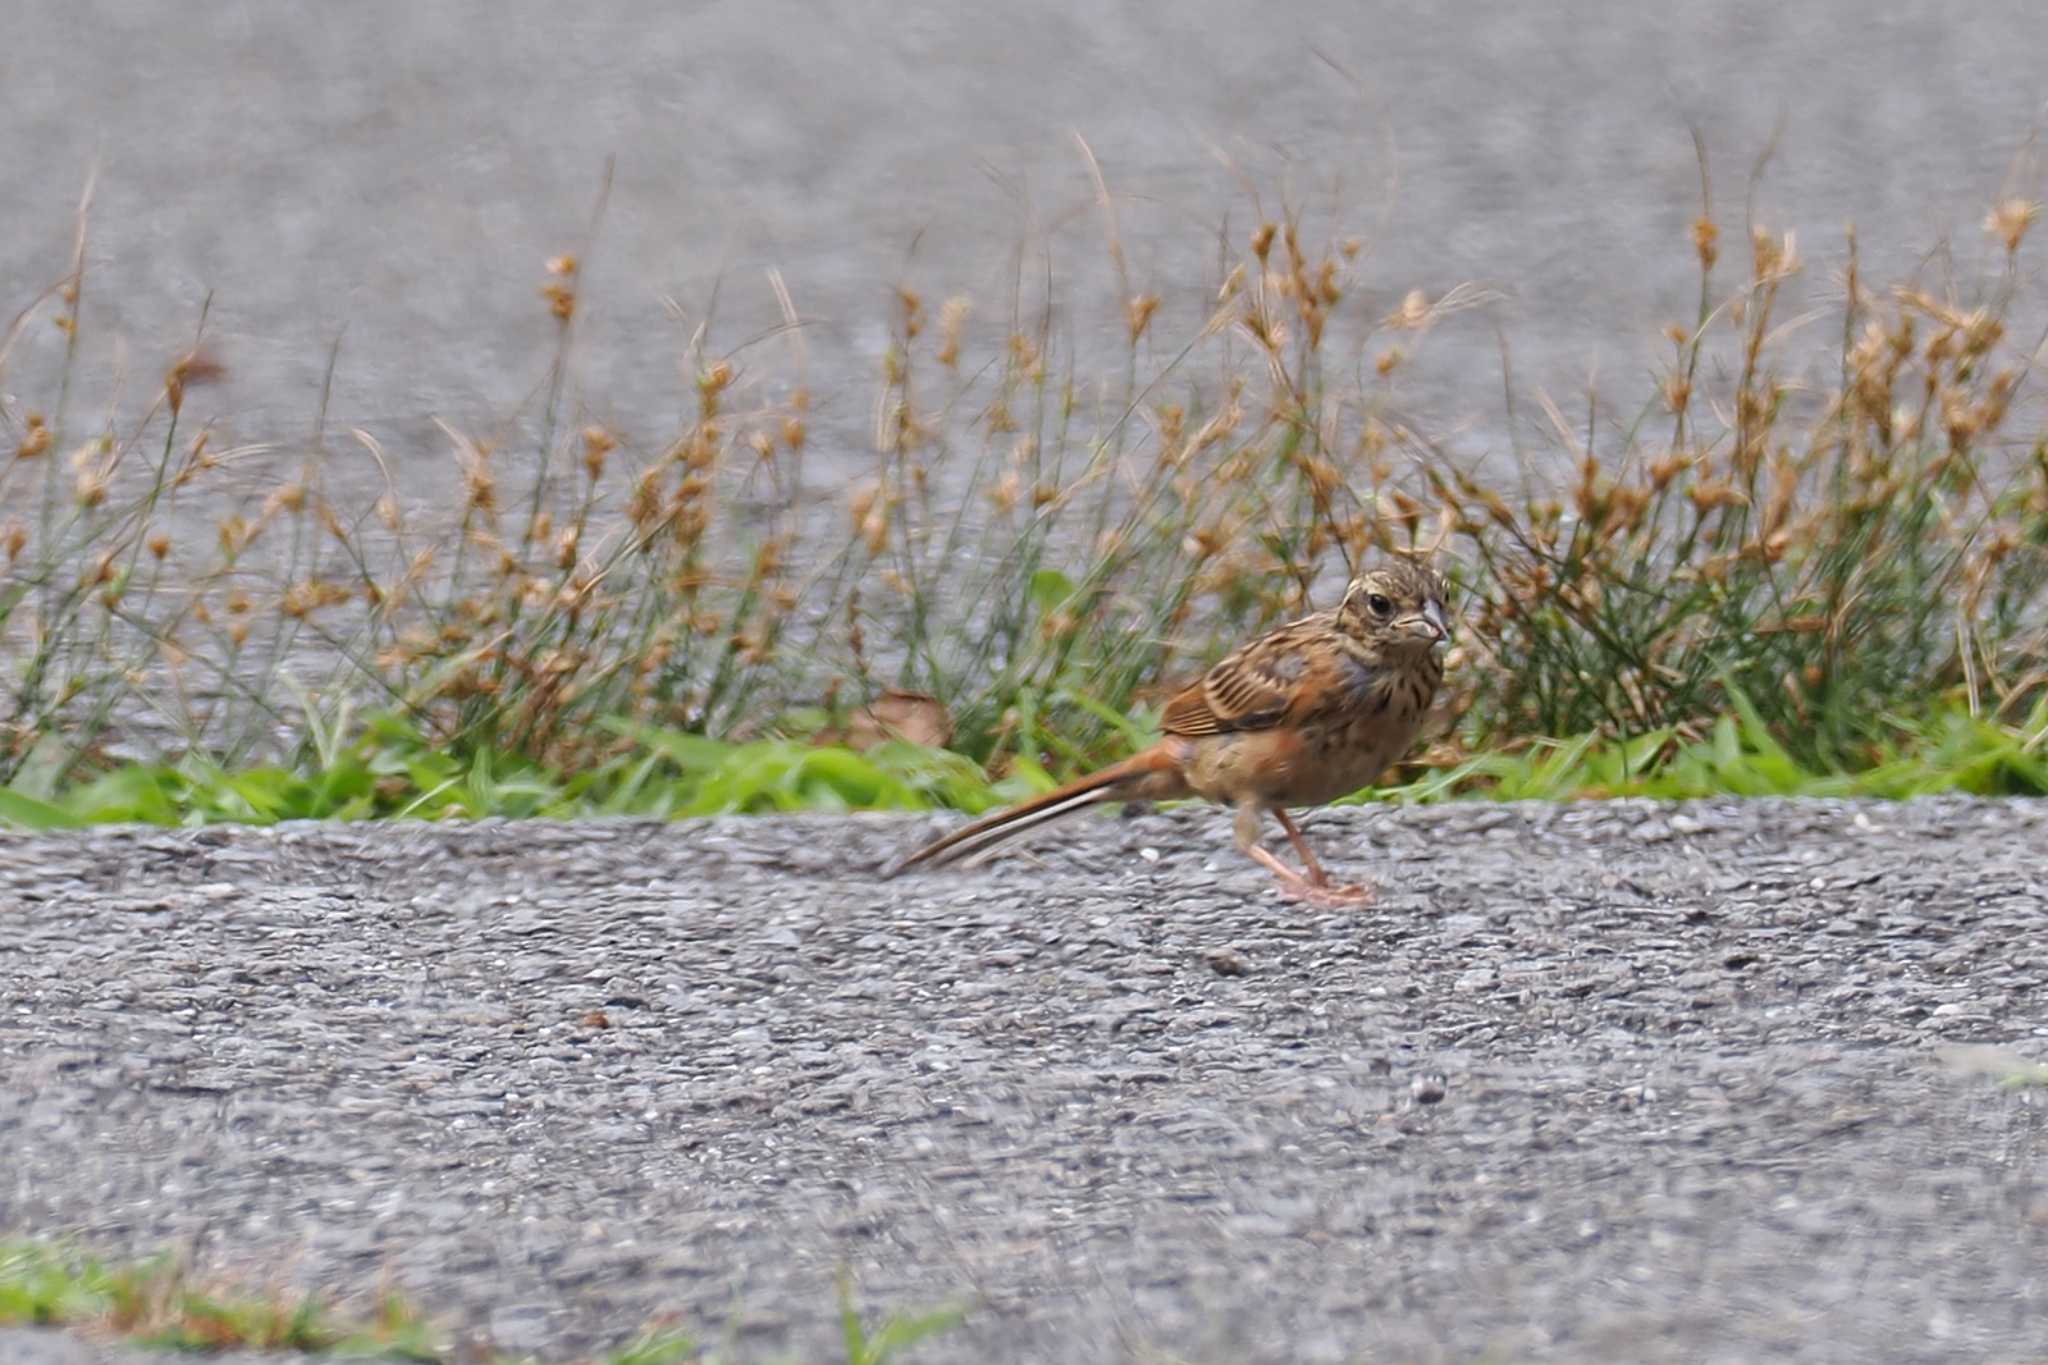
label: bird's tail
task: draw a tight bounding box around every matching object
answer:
[885,744,1186,877]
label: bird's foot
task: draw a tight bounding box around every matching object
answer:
[1276,874,1377,910]
[1248,845,1376,909]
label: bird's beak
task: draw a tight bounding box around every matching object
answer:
[1421,600,1450,645]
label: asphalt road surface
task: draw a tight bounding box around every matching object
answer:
[3,798,2045,1362]
[5,2,2044,478]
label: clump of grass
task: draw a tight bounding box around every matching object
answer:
[834,1270,965,1365]
[1439,150,2048,769]
[0,1239,440,1358]
[0,143,2043,816]
[1367,687,2048,804]
[0,1238,970,1363]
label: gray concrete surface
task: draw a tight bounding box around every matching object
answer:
[5,1,2045,482]
[2,798,2045,1362]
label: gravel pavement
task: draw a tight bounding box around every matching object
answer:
[2,799,2046,1363]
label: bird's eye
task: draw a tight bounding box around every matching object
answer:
[1367,593,1393,617]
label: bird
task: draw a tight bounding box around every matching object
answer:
[886,557,1450,907]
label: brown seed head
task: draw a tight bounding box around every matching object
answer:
[1316,259,1342,306]
[1960,310,2003,358]
[987,468,1022,514]
[1687,480,1747,514]
[1749,228,1799,282]
[628,468,664,536]
[1692,218,1719,270]
[936,296,969,367]
[1648,452,1690,490]
[848,479,879,526]
[581,425,616,479]
[14,413,50,461]
[1985,198,2040,255]
[1125,293,1160,344]
[164,349,226,416]
[264,483,307,517]
[1395,289,1429,328]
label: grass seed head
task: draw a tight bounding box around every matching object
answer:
[1986,197,2040,255]
[1692,217,1719,269]
[13,413,50,460]
[164,348,225,416]
[1125,293,1160,344]
[937,295,969,366]
[263,483,306,517]
[581,424,616,479]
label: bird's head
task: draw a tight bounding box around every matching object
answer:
[1337,558,1451,655]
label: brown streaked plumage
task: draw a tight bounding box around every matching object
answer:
[886,558,1451,907]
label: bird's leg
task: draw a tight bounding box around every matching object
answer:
[1236,804,1375,909]
[1274,808,1376,905]
[1272,808,1333,886]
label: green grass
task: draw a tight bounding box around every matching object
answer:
[0,687,2039,831]
[0,1239,442,1359]
[1366,687,2048,804]
[0,1238,967,1363]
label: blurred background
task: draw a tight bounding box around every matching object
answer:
[5,0,2042,465]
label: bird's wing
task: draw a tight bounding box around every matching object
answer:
[1160,614,1331,737]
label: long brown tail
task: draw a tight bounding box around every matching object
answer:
[885,744,1185,878]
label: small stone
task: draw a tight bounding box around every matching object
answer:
[1410,1073,1447,1105]
[1204,947,1249,977]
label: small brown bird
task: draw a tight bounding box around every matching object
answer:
[887,557,1450,907]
